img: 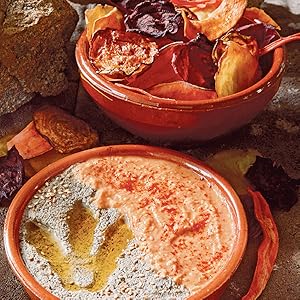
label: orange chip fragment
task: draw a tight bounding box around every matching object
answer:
[89,29,158,79]
[33,105,99,154]
[181,0,247,40]
[7,122,53,159]
[85,4,124,42]
[147,81,217,100]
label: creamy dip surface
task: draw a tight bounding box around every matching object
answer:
[75,155,236,293]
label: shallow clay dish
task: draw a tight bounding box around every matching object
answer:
[4,145,247,299]
[76,30,285,143]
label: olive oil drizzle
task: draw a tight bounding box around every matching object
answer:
[25,201,133,292]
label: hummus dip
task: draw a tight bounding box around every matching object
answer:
[76,155,236,293]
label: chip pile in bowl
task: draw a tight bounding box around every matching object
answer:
[85,0,280,100]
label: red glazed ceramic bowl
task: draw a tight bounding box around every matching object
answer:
[4,145,247,300]
[75,30,285,143]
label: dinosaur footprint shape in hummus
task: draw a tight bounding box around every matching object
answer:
[25,201,133,291]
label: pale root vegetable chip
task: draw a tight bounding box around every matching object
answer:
[180,0,247,40]
[214,33,261,97]
[147,81,217,100]
[85,4,124,42]
[7,122,53,160]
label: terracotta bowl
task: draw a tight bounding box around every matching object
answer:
[4,145,248,300]
[75,30,285,143]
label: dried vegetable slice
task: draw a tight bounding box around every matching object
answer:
[213,32,261,97]
[246,156,299,211]
[33,105,99,154]
[147,81,217,100]
[179,0,247,40]
[129,42,185,89]
[242,189,279,300]
[130,35,216,92]
[123,0,184,38]
[89,29,158,79]
[206,150,283,299]
[85,4,124,42]
[7,122,53,160]
[0,147,25,203]
[0,134,15,157]
[172,35,217,89]
[237,22,279,49]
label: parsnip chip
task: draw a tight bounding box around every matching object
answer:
[85,4,124,42]
[33,106,99,154]
[213,32,261,97]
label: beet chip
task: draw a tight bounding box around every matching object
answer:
[124,0,183,38]
[0,147,25,203]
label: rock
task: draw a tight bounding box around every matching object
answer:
[0,0,79,115]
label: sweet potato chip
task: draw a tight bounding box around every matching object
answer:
[181,0,247,40]
[85,4,124,42]
[33,105,99,154]
[7,122,53,159]
[89,29,158,79]
[147,81,217,100]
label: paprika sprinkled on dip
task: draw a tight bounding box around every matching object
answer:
[9,146,247,300]
[76,155,237,293]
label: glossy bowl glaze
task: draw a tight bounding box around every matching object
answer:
[75,30,285,143]
[4,145,247,300]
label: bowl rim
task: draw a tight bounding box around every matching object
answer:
[4,145,248,300]
[75,29,285,110]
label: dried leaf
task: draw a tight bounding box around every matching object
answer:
[0,147,25,203]
[85,4,124,42]
[89,29,158,79]
[147,81,217,100]
[33,105,99,154]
